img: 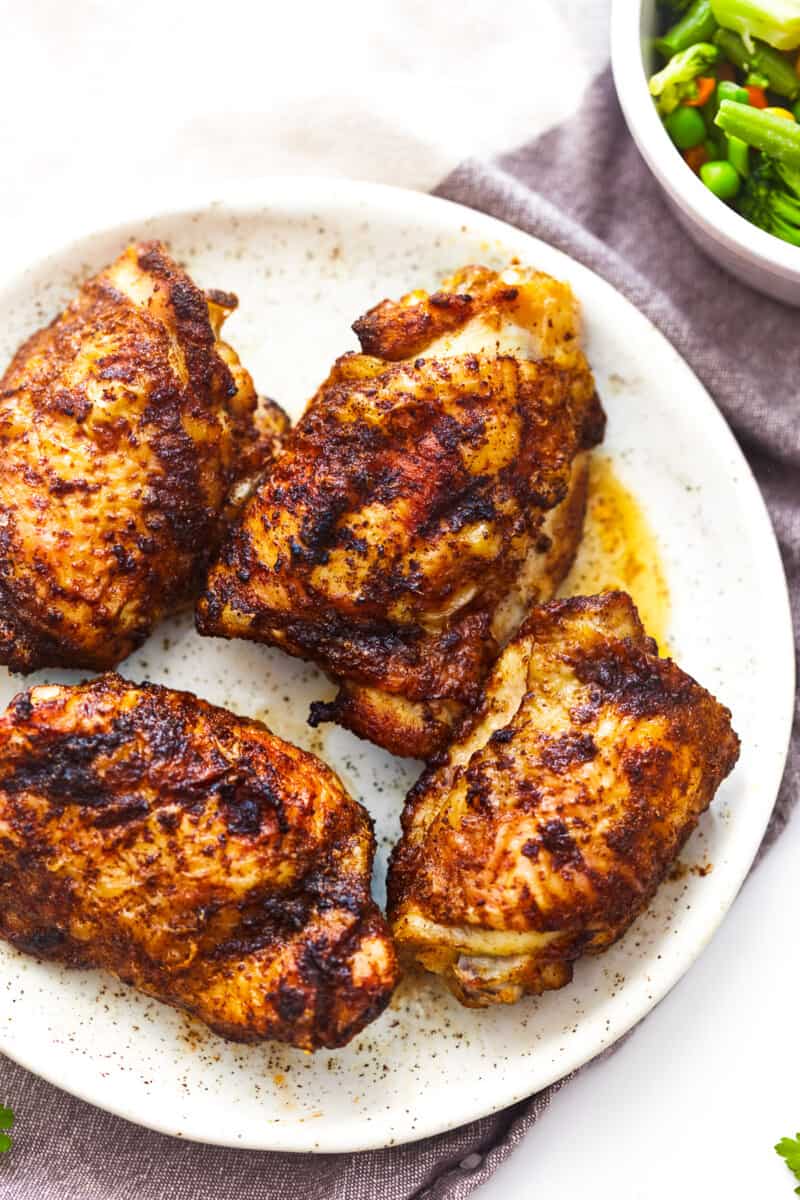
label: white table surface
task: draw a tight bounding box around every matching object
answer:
[2,2,797,1196]
[477,812,800,1199]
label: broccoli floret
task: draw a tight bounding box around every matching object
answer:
[775,158,800,194]
[710,0,800,51]
[737,156,800,243]
[649,43,720,114]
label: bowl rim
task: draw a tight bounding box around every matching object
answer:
[610,0,800,281]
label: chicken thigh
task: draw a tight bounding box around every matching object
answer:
[198,266,604,758]
[0,241,287,674]
[388,592,739,1006]
[0,675,397,1049]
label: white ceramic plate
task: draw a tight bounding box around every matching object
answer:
[0,179,793,1153]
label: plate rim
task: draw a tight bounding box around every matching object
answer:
[0,175,794,1152]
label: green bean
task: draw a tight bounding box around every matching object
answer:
[713,28,800,99]
[716,99,800,168]
[703,81,747,139]
[656,0,718,58]
[717,80,750,105]
[727,134,750,176]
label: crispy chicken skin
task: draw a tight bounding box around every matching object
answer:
[387,593,739,1006]
[0,241,288,675]
[197,266,604,758]
[0,675,397,1050]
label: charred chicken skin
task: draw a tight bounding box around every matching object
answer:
[0,675,397,1050]
[0,241,287,675]
[387,592,739,1006]
[197,266,605,759]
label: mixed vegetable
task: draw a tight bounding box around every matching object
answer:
[649,0,800,245]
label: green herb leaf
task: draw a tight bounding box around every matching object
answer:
[775,1132,800,1193]
[0,1106,13,1153]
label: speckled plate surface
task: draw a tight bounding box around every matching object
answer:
[0,179,793,1152]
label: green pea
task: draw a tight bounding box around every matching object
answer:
[664,106,707,149]
[700,159,742,199]
[717,81,750,106]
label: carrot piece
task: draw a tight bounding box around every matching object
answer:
[745,85,768,108]
[685,76,716,107]
[683,144,711,173]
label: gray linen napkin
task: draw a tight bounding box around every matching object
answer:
[0,67,797,1200]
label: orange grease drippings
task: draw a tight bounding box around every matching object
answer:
[560,456,671,651]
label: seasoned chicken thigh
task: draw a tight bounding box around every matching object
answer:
[0,675,397,1050]
[0,241,287,674]
[388,593,739,1006]
[198,266,604,758]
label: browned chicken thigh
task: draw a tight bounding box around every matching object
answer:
[388,592,739,1006]
[0,675,397,1050]
[197,266,604,758]
[0,241,287,674]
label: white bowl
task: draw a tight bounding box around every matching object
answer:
[611,0,800,304]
